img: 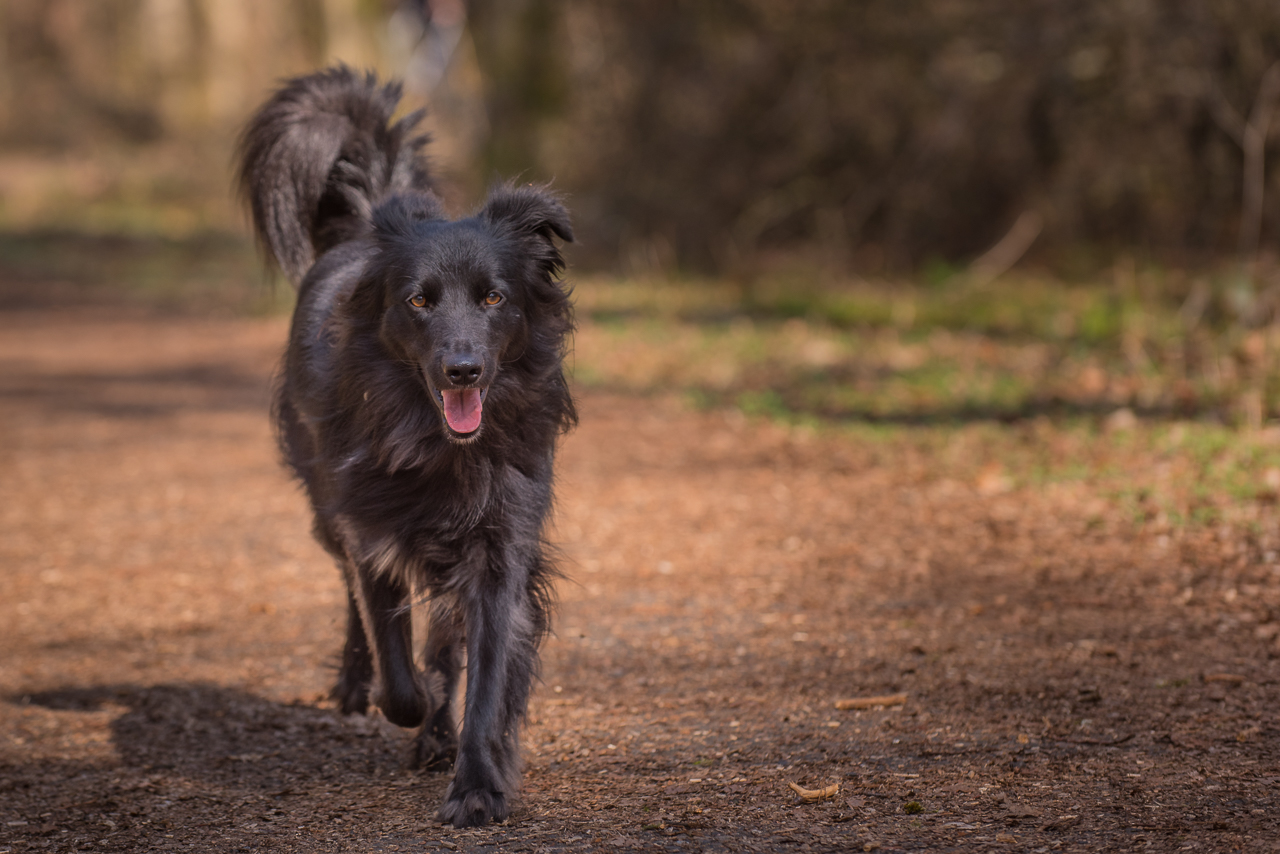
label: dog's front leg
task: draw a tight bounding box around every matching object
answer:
[437,560,538,828]
[352,566,427,728]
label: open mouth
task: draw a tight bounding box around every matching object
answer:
[433,387,487,436]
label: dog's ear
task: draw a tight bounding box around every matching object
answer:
[371,192,446,240]
[480,183,573,275]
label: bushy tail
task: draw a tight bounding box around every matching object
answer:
[236,65,434,285]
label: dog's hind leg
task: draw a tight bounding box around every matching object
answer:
[349,564,428,729]
[413,596,463,771]
[315,520,377,716]
[331,586,374,714]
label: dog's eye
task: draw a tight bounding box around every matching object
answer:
[408,294,427,308]
[484,291,503,306]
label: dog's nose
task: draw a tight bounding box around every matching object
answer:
[444,357,483,386]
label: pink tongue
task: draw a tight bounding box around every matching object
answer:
[441,388,483,433]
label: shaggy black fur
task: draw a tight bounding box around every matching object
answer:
[237,66,574,828]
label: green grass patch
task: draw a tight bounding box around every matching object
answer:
[570,272,1280,532]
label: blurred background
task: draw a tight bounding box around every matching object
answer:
[6,0,1280,429]
[7,0,1280,272]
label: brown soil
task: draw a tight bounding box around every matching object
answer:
[1,309,1278,853]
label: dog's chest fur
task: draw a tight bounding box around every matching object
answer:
[324,432,551,591]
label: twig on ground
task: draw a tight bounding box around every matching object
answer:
[1050,733,1135,747]
[834,693,907,710]
[788,781,841,802]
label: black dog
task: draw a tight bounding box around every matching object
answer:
[237,66,574,827]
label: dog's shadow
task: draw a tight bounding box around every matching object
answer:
[14,683,422,792]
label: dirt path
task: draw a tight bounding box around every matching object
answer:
[1,311,1278,853]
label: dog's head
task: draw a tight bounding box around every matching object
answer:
[355,184,573,443]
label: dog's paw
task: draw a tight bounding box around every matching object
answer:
[412,728,458,772]
[376,684,428,729]
[330,673,370,715]
[436,785,508,828]
[371,667,429,728]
